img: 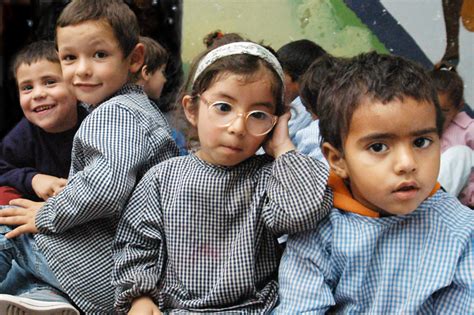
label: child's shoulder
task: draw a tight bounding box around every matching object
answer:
[425,190,474,239]
[453,111,474,129]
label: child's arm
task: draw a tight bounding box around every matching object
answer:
[112,167,165,314]
[433,238,474,313]
[0,118,40,198]
[31,174,67,201]
[274,228,335,314]
[262,113,332,234]
[32,104,177,234]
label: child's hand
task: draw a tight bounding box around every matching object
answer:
[32,174,68,200]
[0,198,44,238]
[263,112,296,158]
[128,296,162,315]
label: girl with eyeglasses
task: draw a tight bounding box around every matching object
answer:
[111,41,332,314]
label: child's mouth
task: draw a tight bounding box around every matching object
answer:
[34,105,55,112]
[393,184,419,200]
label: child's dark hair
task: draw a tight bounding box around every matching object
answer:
[318,52,443,151]
[56,0,139,58]
[277,39,327,82]
[184,42,285,116]
[11,40,59,81]
[429,68,464,111]
[140,36,168,75]
[203,30,245,49]
[300,55,346,116]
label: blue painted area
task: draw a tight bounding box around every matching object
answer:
[344,0,433,69]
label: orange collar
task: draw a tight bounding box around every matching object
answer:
[328,171,441,218]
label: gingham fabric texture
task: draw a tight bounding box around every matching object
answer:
[275,190,474,314]
[34,84,179,314]
[112,151,332,314]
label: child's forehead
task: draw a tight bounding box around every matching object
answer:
[348,97,437,138]
[17,60,62,78]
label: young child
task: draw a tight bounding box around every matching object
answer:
[112,41,332,314]
[135,35,187,155]
[276,39,326,142]
[0,40,87,203]
[294,54,345,163]
[429,66,473,207]
[275,52,474,313]
[0,0,178,313]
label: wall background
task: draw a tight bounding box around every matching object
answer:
[182,0,473,108]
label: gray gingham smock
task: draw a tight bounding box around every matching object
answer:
[34,84,179,314]
[112,151,332,314]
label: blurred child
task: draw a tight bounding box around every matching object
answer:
[276,39,326,141]
[112,41,332,314]
[430,66,473,207]
[294,54,345,163]
[203,30,244,49]
[276,52,473,313]
[0,40,87,203]
[135,35,187,155]
[0,0,178,313]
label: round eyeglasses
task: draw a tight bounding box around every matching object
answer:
[199,95,277,136]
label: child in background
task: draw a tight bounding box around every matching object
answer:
[276,52,473,313]
[135,35,187,155]
[112,42,332,314]
[429,66,473,207]
[0,0,178,313]
[0,40,88,203]
[294,54,345,163]
[276,39,326,142]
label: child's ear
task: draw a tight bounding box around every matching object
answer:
[322,142,349,179]
[129,43,145,74]
[141,65,150,81]
[182,95,198,127]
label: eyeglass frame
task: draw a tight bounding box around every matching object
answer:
[197,94,278,136]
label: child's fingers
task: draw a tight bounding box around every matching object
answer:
[9,198,41,209]
[5,223,35,239]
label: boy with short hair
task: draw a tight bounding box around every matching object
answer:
[135,35,187,155]
[276,39,326,141]
[0,0,178,313]
[0,40,87,203]
[275,52,474,313]
[294,54,345,162]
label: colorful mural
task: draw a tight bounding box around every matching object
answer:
[182,0,473,108]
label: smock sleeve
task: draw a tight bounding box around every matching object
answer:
[262,150,332,234]
[112,166,165,314]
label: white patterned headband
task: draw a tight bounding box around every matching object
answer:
[193,42,285,85]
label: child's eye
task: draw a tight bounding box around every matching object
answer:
[413,137,432,149]
[368,143,388,153]
[249,111,271,121]
[94,51,108,59]
[61,55,76,62]
[45,79,57,86]
[211,102,233,114]
[20,85,33,92]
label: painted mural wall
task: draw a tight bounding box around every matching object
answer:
[181,0,473,108]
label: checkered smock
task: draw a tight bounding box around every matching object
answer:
[34,84,179,314]
[275,190,474,314]
[112,151,332,314]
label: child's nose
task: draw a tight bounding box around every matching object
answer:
[76,59,92,77]
[227,114,247,136]
[32,86,47,100]
[394,146,417,175]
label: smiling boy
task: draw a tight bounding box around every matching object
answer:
[0,40,87,202]
[275,52,474,313]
